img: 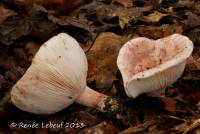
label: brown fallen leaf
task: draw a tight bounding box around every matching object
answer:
[11,128,33,134]
[171,122,189,133]
[0,47,19,76]
[48,15,92,37]
[35,128,48,134]
[187,56,200,71]
[196,1,200,13]
[68,111,101,127]
[182,72,200,80]
[197,102,200,111]
[183,118,200,134]
[24,42,41,62]
[110,83,118,95]
[0,16,59,45]
[0,108,9,119]
[78,2,152,29]
[0,4,17,24]
[14,0,89,13]
[0,128,8,134]
[186,91,200,104]
[119,120,156,134]
[65,111,102,133]
[135,24,183,39]
[4,71,18,82]
[86,32,130,89]
[143,11,168,22]
[14,0,63,5]
[0,92,11,109]
[184,28,200,55]
[182,12,200,30]
[79,121,119,134]
[113,0,133,8]
[117,6,152,29]
[161,97,177,113]
[175,0,195,9]
[0,75,5,87]
[14,48,29,67]
[160,0,178,8]
[148,124,160,134]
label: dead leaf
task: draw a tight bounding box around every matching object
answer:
[133,0,145,7]
[24,42,41,62]
[197,102,200,111]
[14,0,64,5]
[161,97,177,113]
[183,119,200,134]
[135,24,183,39]
[14,0,89,13]
[182,72,200,80]
[148,124,160,134]
[69,111,101,127]
[172,122,189,133]
[143,11,168,22]
[187,56,200,71]
[116,6,152,29]
[119,120,156,134]
[195,1,200,13]
[184,28,200,56]
[79,121,119,134]
[165,88,179,97]
[0,16,59,45]
[48,15,91,32]
[113,0,133,8]
[87,32,130,89]
[0,128,8,134]
[14,48,29,67]
[35,128,48,134]
[182,12,200,30]
[0,4,17,24]
[0,75,5,87]
[175,0,195,9]
[11,128,33,134]
[186,91,200,104]
[65,111,102,133]
[0,92,10,108]
[78,2,152,29]
[4,71,18,82]
[161,0,178,8]
[110,83,118,95]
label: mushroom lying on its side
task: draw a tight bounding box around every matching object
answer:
[11,33,120,114]
[117,34,193,98]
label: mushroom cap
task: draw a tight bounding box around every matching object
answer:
[117,34,193,98]
[11,33,88,114]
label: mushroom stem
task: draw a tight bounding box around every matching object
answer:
[76,86,121,113]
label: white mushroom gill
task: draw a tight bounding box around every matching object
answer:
[117,34,193,98]
[11,33,120,114]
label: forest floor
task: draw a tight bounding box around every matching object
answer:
[0,0,200,133]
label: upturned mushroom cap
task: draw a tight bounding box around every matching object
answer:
[11,33,88,114]
[117,34,193,98]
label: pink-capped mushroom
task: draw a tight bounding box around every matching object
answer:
[11,33,120,114]
[117,34,193,98]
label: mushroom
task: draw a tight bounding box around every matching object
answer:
[11,33,120,114]
[117,34,193,98]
